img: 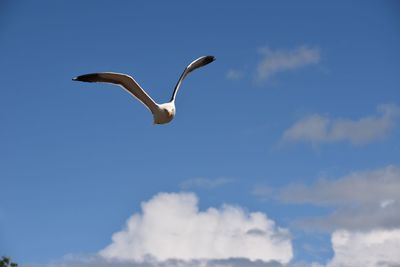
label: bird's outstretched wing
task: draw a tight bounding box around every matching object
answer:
[73,72,159,113]
[170,55,215,102]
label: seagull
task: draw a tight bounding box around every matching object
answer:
[73,55,215,124]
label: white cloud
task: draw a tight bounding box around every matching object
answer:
[46,229,400,267]
[253,165,400,231]
[180,177,233,190]
[99,192,293,264]
[43,257,286,267]
[282,104,400,145]
[326,229,400,267]
[226,69,244,80]
[255,46,320,82]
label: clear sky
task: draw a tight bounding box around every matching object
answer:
[1,1,400,267]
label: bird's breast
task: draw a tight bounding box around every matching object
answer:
[153,107,175,124]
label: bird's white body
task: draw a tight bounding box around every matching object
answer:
[154,102,176,124]
[73,56,215,125]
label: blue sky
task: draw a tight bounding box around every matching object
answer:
[1,1,400,266]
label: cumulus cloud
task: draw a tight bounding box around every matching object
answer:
[180,177,233,190]
[326,229,400,267]
[226,69,244,80]
[253,165,400,231]
[255,46,320,82]
[282,104,400,145]
[100,192,293,264]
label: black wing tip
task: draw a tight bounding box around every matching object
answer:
[205,55,216,63]
[72,73,99,82]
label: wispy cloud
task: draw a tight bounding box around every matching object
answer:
[226,69,244,80]
[255,46,320,82]
[253,165,400,231]
[282,104,400,145]
[180,177,233,190]
[100,192,293,263]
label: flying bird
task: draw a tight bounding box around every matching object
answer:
[73,55,215,124]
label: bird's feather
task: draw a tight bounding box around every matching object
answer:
[73,72,159,113]
[170,56,215,102]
